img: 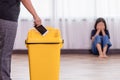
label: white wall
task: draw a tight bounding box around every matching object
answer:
[13,18,120,50]
[15,0,120,50]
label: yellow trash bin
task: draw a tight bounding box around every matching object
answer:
[26,27,63,80]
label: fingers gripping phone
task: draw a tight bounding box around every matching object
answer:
[34,25,48,36]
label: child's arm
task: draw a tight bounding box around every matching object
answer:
[91,30,100,42]
[101,29,106,36]
[102,30,110,39]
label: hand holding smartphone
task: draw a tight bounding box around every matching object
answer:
[34,25,48,36]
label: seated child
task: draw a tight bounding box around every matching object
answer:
[91,17,112,58]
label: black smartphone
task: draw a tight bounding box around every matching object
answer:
[34,25,48,36]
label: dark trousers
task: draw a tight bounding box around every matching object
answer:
[0,19,17,80]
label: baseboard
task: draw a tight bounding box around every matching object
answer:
[13,50,27,54]
[61,49,120,54]
[13,49,120,54]
[61,49,91,54]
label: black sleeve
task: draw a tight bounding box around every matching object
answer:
[90,30,95,39]
[106,30,110,39]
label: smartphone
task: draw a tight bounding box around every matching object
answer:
[34,25,48,36]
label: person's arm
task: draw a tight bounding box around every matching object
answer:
[91,30,100,42]
[101,25,106,36]
[103,30,110,39]
[21,0,41,26]
[94,29,101,36]
[101,29,106,36]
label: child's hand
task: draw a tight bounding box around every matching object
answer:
[96,26,101,30]
[101,26,105,30]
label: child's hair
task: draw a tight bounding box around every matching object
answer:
[94,17,107,31]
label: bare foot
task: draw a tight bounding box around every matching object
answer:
[98,54,104,58]
[103,54,108,58]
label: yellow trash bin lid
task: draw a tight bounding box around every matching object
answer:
[26,26,63,45]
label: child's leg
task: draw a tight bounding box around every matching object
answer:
[103,45,108,57]
[92,35,103,57]
[102,35,112,57]
[96,43,104,58]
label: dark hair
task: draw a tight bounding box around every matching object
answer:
[94,17,107,31]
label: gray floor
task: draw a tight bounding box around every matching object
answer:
[11,53,120,80]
